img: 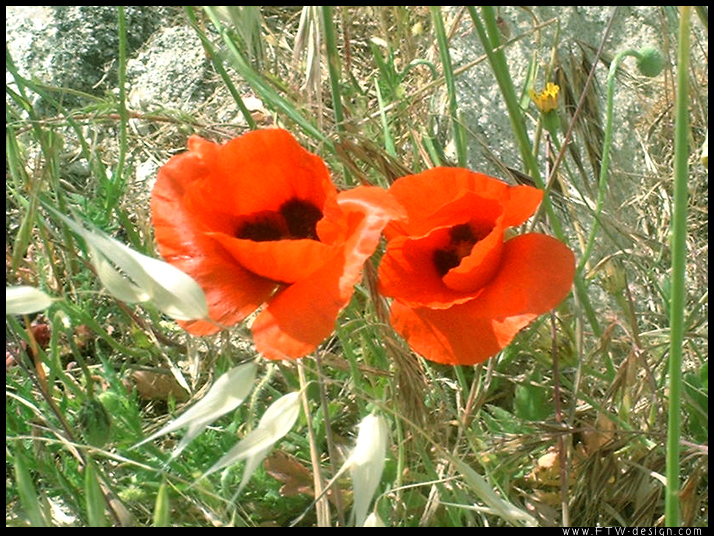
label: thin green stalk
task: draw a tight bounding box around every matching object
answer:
[469,8,567,241]
[13,449,48,527]
[431,7,467,167]
[297,361,330,526]
[321,6,345,129]
[320,6,353,185]
[575,48,638,276]
[6,48,81,273]
[375,78,396,157]
[314,353,346,526]
[473,8,532,172]
[185,7,257,131]
[109,6,129,218]
[665,6,691,527]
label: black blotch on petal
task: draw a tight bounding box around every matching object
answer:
[236,211,286,242]
[433,249,460,277]
[449,223,477,244]
[280,199,323,240]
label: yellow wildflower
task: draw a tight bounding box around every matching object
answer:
[529,82,560,113]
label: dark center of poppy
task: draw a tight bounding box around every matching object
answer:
[236,198,323,242]
[279,198,323,240]
[433,223,484,277]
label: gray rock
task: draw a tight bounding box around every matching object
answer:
[126,25,210,113]
[6,6,174,113]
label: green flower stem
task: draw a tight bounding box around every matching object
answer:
[665,6,692,528]
[320,7,353,186]
[109,6,128,219]
[470,8,568,243]
[576,47,655,276]
[431,7,467,167]
[472,9,532,172]
[375,78,396,157]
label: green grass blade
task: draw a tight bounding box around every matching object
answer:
[468,7,600,339]
[184,7,257,130]
[321,6,345,129]
[374,78,396,157]
[665,6,692,527]
[430,7,467,167]
[471,8,531,168]
[85,461,107,527]
[108,5,129,218]
[153,479,171,527]
[467,7,565,240]
[201,6,330,148]
[13,450,48,527]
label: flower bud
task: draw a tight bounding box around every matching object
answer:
[79,398,112,447]
[636,46,663,78]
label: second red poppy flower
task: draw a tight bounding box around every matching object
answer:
[378,167,575,366]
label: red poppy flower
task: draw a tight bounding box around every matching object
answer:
[378,167,575,366]
[151,128,404,360]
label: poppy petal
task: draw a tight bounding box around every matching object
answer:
[385,167,542,238]
[187,134,220,162]
[424,192,507,293]
[176,130,336,236]
[152,142,276,335]
[214,129,336,215]
[472,233,575,320]
[378,232,477,309]
[500,185,544,228]
[389,233,574,365]
[441,225,504,292]
[389,168,505,216]
[379,190,505,304]
[250,254,344,360]
[389,301,533,365]
[207,233,335,284]
[252,186,404,359]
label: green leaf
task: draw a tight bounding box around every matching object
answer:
[153,479,170,527]
[513,374,551,422]
[78,398,112,448]
[84,462,106,527]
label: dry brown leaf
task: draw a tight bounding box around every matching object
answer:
[128,370,190,402]
[263,451,315,497]
[582,412,616,454]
